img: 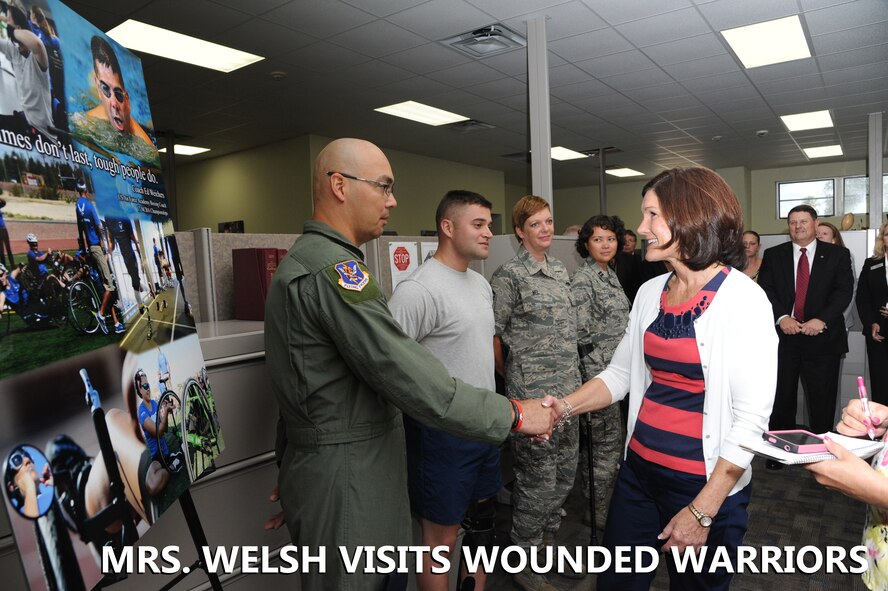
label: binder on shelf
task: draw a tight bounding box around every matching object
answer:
[232,248,287,320]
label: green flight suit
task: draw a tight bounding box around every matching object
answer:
[264,221,512,590]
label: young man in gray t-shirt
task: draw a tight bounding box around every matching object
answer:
[389,190,499,591]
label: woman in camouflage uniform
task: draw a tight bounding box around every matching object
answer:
[491,196,582,591]
[571,215,631,533]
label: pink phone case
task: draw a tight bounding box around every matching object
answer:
[763,429,828,453]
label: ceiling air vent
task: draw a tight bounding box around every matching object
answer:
[442,24,527,59]
[441,119,496,134]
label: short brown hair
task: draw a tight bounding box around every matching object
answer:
[643,167,745,271]
[512,195,550,242]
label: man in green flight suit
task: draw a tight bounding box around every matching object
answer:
[264,138,557,590]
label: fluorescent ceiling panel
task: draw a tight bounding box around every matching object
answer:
[803,145,843,158]
[721,16,811,69]
[781,110,834,132]
[107,20,263,73]
[159,145,210,155]
[606,168,644,177]
[551,147,589,161]
[374,101,469,126]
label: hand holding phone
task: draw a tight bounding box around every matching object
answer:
[763,429,828,454]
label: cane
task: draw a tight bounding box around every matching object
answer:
[584,412,598,545]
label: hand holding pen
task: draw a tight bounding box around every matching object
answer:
[837,379,888,440]
[857,377,877,440]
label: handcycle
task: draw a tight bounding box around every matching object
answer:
[156,375,220,480]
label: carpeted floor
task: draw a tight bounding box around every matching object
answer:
[480,455,869,590]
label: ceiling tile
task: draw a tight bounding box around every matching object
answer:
[690,84,761,104]
[575,50,657,78]
[381,76,455,100]
[811,22,888,55]
[548,64,592,87]
[130,0,244,38]
[662,54,741,80]
[211,18,316,58]
[207,0,290,16]
[278,41,373,72]
[822,61,888,86]
[381,43,472,74]
[804,0,888,35]
[643,33,728,67]
[263,0,376,37]
[615,8,711,47]
[600,68,675,91]
[465,77,528,100]
[329,19,428,58]
[425,61,509,87]
[502,1,607,41]
[548,28,635,62]
[744,59,819,82]
[466,0,573,21]
[696,0,800,31]
[586,0,694,25]
[550,79,613,101]
[337,60,415,89]
[386,0,495,40]
[341,0,428,18]
[817,44,888,72]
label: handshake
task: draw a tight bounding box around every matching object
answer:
[511,395,574,440]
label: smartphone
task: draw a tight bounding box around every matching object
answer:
[763,429,827,453]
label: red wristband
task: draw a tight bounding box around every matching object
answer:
[510,399,524,431]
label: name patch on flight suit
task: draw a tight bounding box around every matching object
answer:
[325,260,381,304]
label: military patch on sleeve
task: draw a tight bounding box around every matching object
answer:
[324,260,382,304]
[334,260,369,291]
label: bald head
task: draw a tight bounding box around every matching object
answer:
[312,138,397,246]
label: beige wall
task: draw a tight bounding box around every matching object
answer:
[177,134,505,236]
[177,137,887,239]
[175,136,313,233]
[748,159,886,235]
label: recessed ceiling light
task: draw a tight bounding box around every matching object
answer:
[551,147,589,161]
[107,20,263,73]
[780,110,834,132]
[721,15,811,69]
[159,145,210,155]
[803,145,843,159]
[374,101,469,126]
[606,168,644,178]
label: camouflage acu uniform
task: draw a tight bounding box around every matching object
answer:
[571,259,630,530]
[491,245,580,548]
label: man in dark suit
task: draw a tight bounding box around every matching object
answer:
[758,205,854,464]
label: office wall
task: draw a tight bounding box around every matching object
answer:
[748,159,888,234]
[177,135,506,236]
[177,136,887,240]
[175,136,314,234]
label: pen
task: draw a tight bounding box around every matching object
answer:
[857,376,877,440]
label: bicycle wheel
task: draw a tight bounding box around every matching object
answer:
[182,378,220,477]
[156,390,184,474]
[67,281,100,334]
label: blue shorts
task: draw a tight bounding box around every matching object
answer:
[404,415,501,525]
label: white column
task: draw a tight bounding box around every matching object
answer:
[526,17,552,209]
[868,112,884,229]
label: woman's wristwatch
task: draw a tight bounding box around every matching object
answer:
[687,503,713,528]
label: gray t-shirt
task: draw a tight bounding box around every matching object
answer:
[389,257,495,390]
[0,37,53,139]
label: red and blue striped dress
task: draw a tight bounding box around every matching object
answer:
[628,267,731,476]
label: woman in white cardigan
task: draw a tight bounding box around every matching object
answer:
[547,167,778,591]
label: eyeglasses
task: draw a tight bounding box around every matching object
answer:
[99,80,126,102]
[9,450,28,471]
[140,382,151,391]
[327,171,394,197]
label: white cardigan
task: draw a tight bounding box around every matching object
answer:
[597,268,778,496]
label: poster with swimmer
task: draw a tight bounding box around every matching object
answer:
[0,2,224,590]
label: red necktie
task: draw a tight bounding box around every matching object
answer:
[794,247,809,321]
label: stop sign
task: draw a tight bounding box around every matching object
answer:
[393,246,410,271]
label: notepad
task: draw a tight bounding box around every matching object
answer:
[741,432,884,465]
